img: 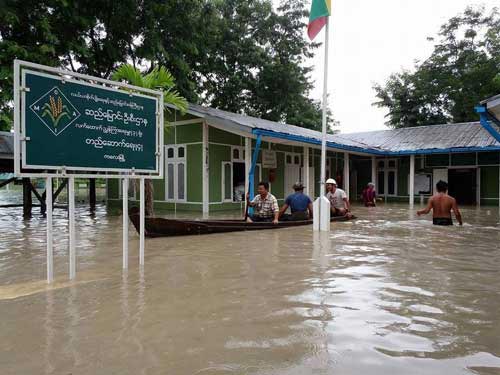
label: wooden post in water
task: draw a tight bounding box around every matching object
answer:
[89,178,96,211]
[22,178,32,219]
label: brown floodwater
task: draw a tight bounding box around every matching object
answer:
[1,200,500,374]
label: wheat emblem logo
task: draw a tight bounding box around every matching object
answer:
[30,87,81,136]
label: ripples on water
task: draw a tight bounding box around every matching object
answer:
[0,198,500,374]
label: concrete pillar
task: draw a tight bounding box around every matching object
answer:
[245,137,251,199]
[371,156,377,187]
[304,147,310,197]
[202,122,209,215]
[343,152,349,198]
[409,154,415,209]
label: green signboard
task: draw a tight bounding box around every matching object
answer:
[22,70,160,174]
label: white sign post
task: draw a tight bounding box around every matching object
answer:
[14,60,164,283]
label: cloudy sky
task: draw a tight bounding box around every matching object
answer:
[291,0,496,133]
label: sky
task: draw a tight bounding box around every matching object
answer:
[286,0,497,134]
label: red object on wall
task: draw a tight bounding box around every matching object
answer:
[268,169,276,183]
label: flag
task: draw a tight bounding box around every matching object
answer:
[307,0,331,40]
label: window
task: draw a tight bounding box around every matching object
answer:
[167,147,174,158]
[232,146,245,162]
[377,159,397,197]
[285,152,302,166]
[165,145,187,202]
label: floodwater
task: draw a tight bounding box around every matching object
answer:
[1,201,500,375]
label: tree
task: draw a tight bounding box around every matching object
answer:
[374,6,500,128]
[1,0,335,133]
[0,0,142,130]
[112,64,188,216]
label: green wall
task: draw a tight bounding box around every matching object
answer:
[209,144,231,202]
[481,166,499,205]
[187,144,202,202]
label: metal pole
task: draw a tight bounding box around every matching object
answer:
[319,19,330,206]
[46,177,53,283]
[122,178,129,270]
[69,176,76,279]
[139,178,145,266]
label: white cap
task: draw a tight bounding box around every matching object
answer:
[326,178,336,185]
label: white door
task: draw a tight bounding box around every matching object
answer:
[285,165,301,196]
[433,169,448,194]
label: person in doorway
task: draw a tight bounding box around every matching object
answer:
[417,180,463,226]
[325,178,351,217]
[278,182,313,221]
[362,182,377,207]
[246,181,280,224]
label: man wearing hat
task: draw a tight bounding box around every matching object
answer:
[278,182,313,221]
[325,178,350,216]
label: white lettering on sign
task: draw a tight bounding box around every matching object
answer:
[85,137,144,152]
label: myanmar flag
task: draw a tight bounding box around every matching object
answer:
[307,0,331,40]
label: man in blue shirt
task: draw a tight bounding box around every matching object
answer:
[278,182,313,221]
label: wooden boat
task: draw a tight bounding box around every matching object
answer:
[128,207,355,237]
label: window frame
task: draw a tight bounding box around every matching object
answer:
[164,144,187,203]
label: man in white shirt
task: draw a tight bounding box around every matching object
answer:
[325,178,350,217]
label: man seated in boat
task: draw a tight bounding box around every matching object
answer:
[246,181,280,224]
[417,180,463,226]
[325,178,352,217]
[278,182,313,221]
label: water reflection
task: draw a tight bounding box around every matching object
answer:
[0,203,499,374]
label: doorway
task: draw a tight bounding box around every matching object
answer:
[448,168,477,205]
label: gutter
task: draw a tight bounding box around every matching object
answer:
[475,106,500,143]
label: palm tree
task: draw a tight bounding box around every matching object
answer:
[112,64,188,216]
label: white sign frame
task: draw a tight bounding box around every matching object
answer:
[262,150,277,169]
[14,60,164,179]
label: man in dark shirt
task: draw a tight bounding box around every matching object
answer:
[278,183,313,221]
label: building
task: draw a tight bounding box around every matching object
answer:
[107,95,500,211]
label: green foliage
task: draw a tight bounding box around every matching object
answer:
[374,6,500,128]
[111,64,188,114]
[0,0,333,132]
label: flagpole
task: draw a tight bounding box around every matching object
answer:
[319,19,330,221]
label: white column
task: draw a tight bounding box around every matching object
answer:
[68,176,76,280]
[202,122,209,215]
[304,147,310,196]
[122,178,129,270]
[344,152,350,198]
[245,137,251,199]
[371,156,377,186]
[46,177,53,283]
[139,178,145,266]
[477,167,481,207]
[409,154,415,209]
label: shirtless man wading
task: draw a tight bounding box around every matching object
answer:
[417,180,463,226]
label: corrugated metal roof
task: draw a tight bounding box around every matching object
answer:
[188,104,384,151]
[187,104,500,154]
[339,122,500,152]
[0,132,14,159]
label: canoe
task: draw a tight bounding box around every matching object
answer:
[128,207,355,237]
